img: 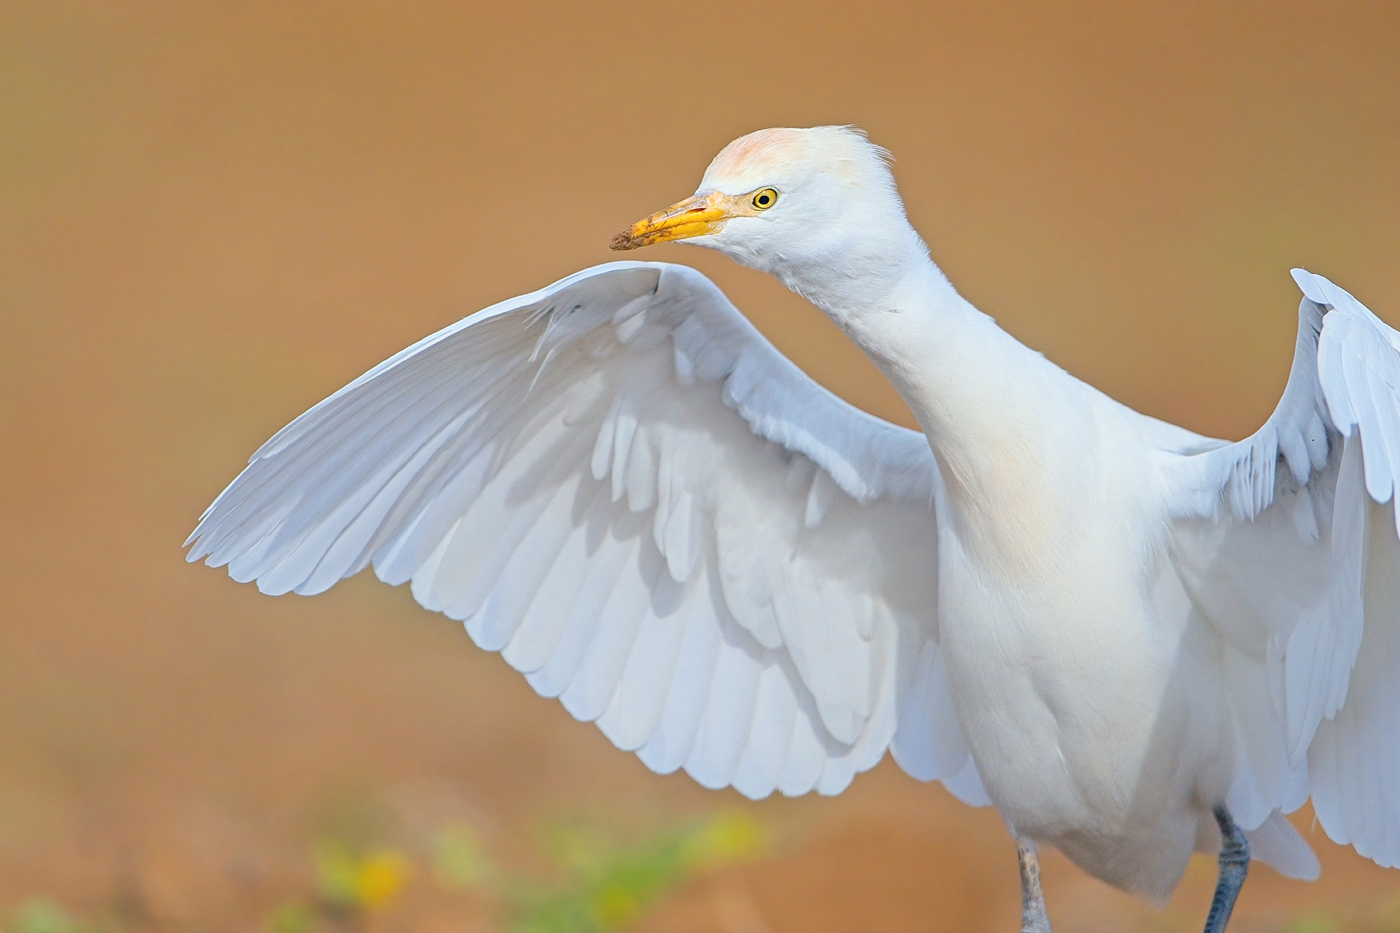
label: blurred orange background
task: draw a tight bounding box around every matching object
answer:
[2,2,1398,930]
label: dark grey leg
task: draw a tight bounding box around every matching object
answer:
[1202,806,1250,933]
[1017,839,1051,933]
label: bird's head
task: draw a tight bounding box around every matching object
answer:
[610,126,923,299]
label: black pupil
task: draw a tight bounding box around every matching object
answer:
[757,193,770,205]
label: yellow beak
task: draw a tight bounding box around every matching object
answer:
[610,192,734,251]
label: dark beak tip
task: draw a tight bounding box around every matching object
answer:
[609,231,637,251]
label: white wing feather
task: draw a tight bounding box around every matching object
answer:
[1171,269,1400,869]
[187,261,983,800]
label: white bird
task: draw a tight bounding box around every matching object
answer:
[187,126,1400,932]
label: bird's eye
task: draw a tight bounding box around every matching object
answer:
[751,188,779,210]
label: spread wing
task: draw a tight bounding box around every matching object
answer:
[187,261,987,802]
[1169,269,1400,869]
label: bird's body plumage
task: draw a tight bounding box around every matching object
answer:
[189,126,1399,922]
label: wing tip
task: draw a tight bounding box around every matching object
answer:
[1291,268,1327,304]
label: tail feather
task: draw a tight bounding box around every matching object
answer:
[1245,811,1320,880]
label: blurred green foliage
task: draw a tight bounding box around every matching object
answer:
[254,807,764,933]
[4,808,766,933]
[1286,912,1343,933]
[432,825,496,891]
[8,899,87,933]
[504,811,767,933]
[263,899,317,933]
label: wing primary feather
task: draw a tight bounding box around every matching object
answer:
[465,473,585,652]
[1363,367,1400,503]
[778,696,831,797]
[731,661,799,799]
[595,571,692,751]
[526,512,645,699]
[501,478,612,673]
[1343,348,1392,503]
[560,533,667,722]
[684,632,763,790]
[636,571,724,774]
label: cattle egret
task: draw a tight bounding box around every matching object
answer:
[188,126,1400,933]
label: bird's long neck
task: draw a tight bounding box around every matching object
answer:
[789,245,1093,577]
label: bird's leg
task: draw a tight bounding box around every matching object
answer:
[1017,839,1051,933]
[1202,806,1250,933]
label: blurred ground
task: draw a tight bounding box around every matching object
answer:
[1,2,1399,930]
